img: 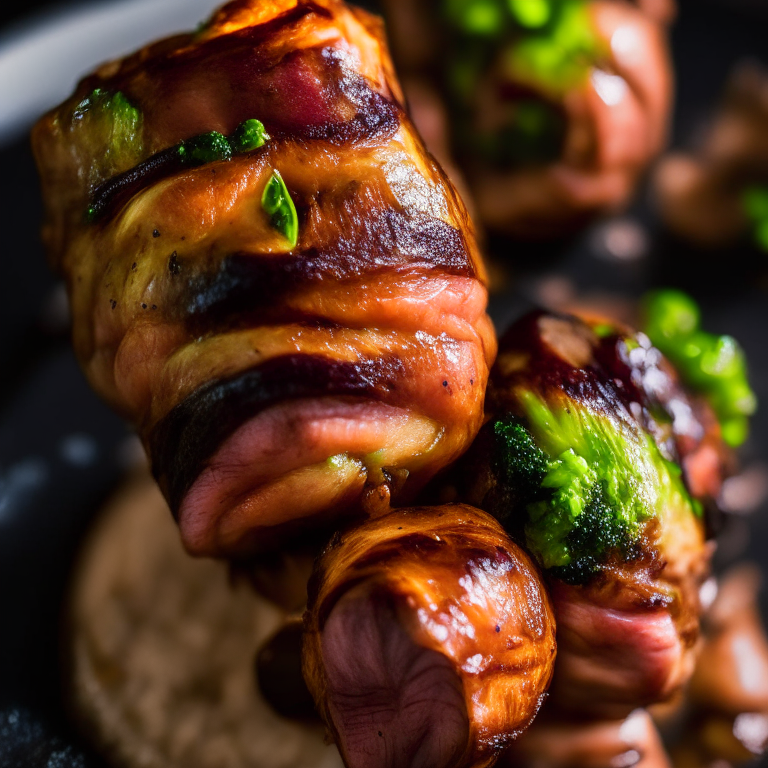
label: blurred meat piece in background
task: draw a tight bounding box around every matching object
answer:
[654,62,768,251]
[382,0,674,240]
[502,708,672,768]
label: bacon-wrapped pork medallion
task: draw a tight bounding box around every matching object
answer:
[457,309,731,719]
[303,504,557,768]
[32,0,495,558]
[382,0,674,239]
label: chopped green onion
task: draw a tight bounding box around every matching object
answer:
[261,170,298,248]
[178,131,233,165]
[232,119,270,153]
[644,289,700,342]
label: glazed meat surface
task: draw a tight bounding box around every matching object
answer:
[33,0,495,557]
[303,504,557,768]
[459,310,721,718]
[383,0,673,238]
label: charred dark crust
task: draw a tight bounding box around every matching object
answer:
[491,310,713,475]
[86,145,192,222]
[150,353,406,514]
[86,97,400,224]
[177,214,474,332]
[80,2,403,223]
[78,3,328,100]
[492,311,610,412]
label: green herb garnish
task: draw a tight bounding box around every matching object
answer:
[261,170,298,248]
[179,131,233,165]
[176,120,271,166]
[232,119,270,153]
[442,0,599,93]
[504,0,598,94]
[84,116,272,222]
[643,290,757,447]
[444,0,505,36]
[71,88,144,187]
[173,119,272,167]
[441,0,599,168]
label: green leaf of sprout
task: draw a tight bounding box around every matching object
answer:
[491,388,696,583]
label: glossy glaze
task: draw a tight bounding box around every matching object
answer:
[303,504,557,768]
